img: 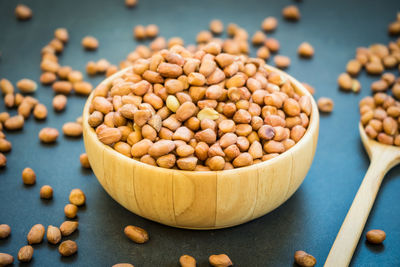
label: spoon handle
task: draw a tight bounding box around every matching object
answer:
[324,158,390,267]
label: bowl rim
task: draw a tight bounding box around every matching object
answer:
[83,64,319,175]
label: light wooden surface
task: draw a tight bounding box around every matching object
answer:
[82,65,320,229]
[324,124,400,267]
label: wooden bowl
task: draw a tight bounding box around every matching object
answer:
[83,65,319,229]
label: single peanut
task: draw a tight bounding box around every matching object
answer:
[15,4,32,20]
[179,255,196,267]
[69,189,86,206]
[366,229,386,244]
[39,127,59,143]
[82,36,99,50]
[40,185,53,199]
[317,97,334,113]
[59,221,79,236]
[27,224,45,244]
[59,240,77,256]
[124,225,149,244]
[294,250,316,267]
[18,245,33,262]
[53,94,67,112]
[17,79,37,93]
[0,224,11,239]
[22,167,36,185]
[64,204,78,219]
[47,225,62,245]
[80,153,91,168]
[62,122,83,137]
[209,254,233,267]
[0,253,14,266]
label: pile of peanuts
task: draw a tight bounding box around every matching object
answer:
[89,45,312,171]
[354,38,400,144]
[336,13,400,147]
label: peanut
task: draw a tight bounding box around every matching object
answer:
[22,167,36,185]
[0,153,7,168]
[294,250,316,267]
[80,153,91,168]
[282,5,300,21]
[39,127,59,143]
[15,4,32,20]
[298,42,314,58]
[209,254,233,267]
[97,127,122,145]
[62,122,83,137]
[64,204,78,219]
[53,94,67,112]
[69,188,86,206]
[274,55,291,69]
[125,0,137,7]
[60,221,79,236]
[17,79,37,93]
[27,224,45,244]
[317,97,334,113]
[40,185,53,199]
[0,253,14,266]
[0,79,14,94]
[47,225,62,245]
[261,17,278,32]
[18,245,33,262]
[124,225,149,244]
[59,240,77,256]
[179,255,196,267]
[33,103,48,120]
[0,224,11,239]
[82,36,99,50]
[366,229,386,244]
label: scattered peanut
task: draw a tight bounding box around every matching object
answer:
[18,245,33,263]
[125,0,138,8]
[60,221,79,236]
[82,36,99,50]
[317,97,334,113]
[0,224,11,239]
[366,229,386,244]
[0,253,14,266]
[282,5,300,21]
[80,153,91,168]
[15,4,32,20]
[179,255,196,267]
[261,17,278,32]
[298,42,314,58]
[22,167,36,185]
[124,225,149,244]
[58,240,77,256]
[39,127,59,143]
[209,254,232,267]
[294,250,316,267]
[17,79,37,93]
[40,185,53,199]
[64,204,78,219]
[69,188,86,206]
[62,122,83,137]
[27,224,45,244]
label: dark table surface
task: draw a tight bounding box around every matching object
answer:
[1,0,400,266]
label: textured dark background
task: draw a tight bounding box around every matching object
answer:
[0,0,400,266]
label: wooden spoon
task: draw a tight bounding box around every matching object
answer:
[324,123,400,267]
